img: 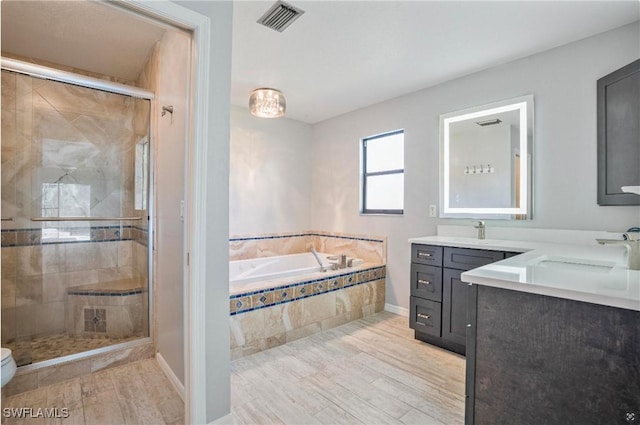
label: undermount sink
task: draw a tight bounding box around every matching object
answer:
[532,256,615,273]
[445,237,495,245]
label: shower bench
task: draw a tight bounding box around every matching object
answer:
[66,278,147,339]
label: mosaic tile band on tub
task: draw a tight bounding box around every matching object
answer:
[230,265,385,315]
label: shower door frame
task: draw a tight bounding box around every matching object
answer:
[0,59,156,366]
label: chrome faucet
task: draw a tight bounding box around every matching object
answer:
[311,247,326,272]
[474,221,486,240]
[596,233,640,270]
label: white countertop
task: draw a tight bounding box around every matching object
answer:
[409,236,640,312]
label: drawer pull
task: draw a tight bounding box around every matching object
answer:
[418,279,431,285]
[418,252,432,258]
[417,313,431,320]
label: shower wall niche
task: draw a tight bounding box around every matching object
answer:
[1,69,151,366]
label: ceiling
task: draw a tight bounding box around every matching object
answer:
[1,1,166,82]
[232,1,640,123]
[2,1,638,124]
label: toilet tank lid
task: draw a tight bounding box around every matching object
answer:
[1,348,12,362]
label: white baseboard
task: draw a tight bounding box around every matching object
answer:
[385,303,409,317]
[209,413,233,425]
[156,352,185,401]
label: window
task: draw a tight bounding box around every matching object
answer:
[361,130,404,214]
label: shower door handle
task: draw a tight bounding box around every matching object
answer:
[30,216,143,222]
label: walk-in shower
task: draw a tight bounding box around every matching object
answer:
[1,58,153,367]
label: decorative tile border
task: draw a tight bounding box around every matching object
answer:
[229,230,387,263]
[229,265,386,316]
[0,225,148,247]
[229,233,308,242]
[229,232,385,244]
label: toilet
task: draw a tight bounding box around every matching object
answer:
[1,348,17,388]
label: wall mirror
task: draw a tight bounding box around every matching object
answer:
[440,94,534,219]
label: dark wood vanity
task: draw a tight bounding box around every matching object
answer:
[408,243,517,355]
[466,284,640,425]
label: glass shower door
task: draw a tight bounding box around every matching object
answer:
[1,69,151,366]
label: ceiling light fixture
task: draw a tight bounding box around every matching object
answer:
[249,88,286,118]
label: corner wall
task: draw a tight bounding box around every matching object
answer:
[173,1,234,422]
[138,29,191,386]
[230,107,313,235]
[310,22,640,310]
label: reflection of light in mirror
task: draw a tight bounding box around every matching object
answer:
[443,101,528,215]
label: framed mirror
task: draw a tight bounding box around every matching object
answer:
[440,95,534,219]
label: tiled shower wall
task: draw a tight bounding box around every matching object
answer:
[0,68,149,344]
[229,231,386,265]
[0,70,148,229]
[0,234,147,343]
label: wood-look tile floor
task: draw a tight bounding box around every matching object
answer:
[3,312,464,425]
[1,358,184,425]
[230,311,466,425]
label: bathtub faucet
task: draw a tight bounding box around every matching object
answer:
[311,247,326,272]
[327,254,349,269]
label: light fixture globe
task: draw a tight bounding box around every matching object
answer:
[249,88,286,118]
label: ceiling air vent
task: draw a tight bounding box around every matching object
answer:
[257,1,305,33]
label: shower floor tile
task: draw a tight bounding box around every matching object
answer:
[6,333,144,366]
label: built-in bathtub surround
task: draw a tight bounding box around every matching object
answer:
[230,265,386,314]
[229,230,386,264]
[230,265,386,359]
[228,230,386,359]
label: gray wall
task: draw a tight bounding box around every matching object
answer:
[310,22,640,311]
[174,1,233,422]
[154,30,190,386]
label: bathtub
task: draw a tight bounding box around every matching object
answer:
[229,252,386,359]
[229,252,340,285]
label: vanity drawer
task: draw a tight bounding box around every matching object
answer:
[410,264,443,302]
[410,297,441,337]
[411,244,443,266]
[443,247,504,271]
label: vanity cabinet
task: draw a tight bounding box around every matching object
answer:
[465,284,640,425]
[410,244,515,355]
